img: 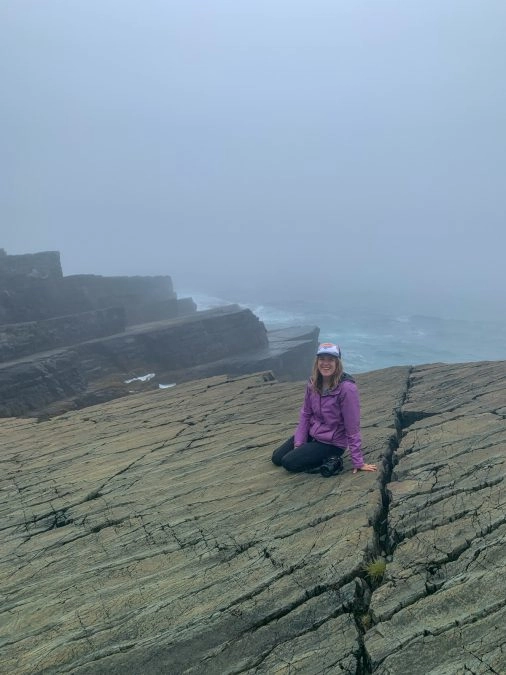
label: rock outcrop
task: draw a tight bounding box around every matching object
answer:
[0,304,318,418]
[0,307,127,362]
[365,360,506,673]
[0,248,63,279]
[0,249,318,417]
[2,360,505,673]
[0,269,188,325]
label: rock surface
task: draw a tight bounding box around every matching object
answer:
[2,360,504,673]
[366,360,506,674]
[0,305,317,418]
[0,269,181,324]
[0,307,126,362]
[0,249,318,417]
[0,249,63,279]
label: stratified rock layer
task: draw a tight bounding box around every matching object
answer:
[0,307,127,362]
[0,249,318,418]
[1,361,505,674]
[366,360,506,674]
[0,307,318,418]
[0,249,62,280]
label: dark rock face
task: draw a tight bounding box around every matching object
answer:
[76,305,270,378]
[0,350,87,418]
[0,249,318,418]
[0,304,318,418]
[0,305,263,417]
[62,273,176,309]
[0,273,180,323]
[124,296,196,326]
[163,324,321,384]
[2,362,504,673]
[0,248,63,278]
[0,307,126,362]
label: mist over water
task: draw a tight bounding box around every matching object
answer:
[2,1,506,334]
[187,290,506,373]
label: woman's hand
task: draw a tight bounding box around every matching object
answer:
[353,463,377,473]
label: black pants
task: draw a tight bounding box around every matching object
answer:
[272,436,344,472]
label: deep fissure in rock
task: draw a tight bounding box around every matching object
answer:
[352,368,413,674]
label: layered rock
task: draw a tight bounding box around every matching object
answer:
[0,249,318,417]
[0,248,63,279]
[365,360,506,673]
[0,305,317,418]
[0,307,126,362]
[0,269,189,324]
[123,296,197,326]
[2,361,504,673]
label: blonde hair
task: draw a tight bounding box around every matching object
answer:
[310,356,343,394]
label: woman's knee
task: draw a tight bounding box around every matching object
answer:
[272,437,294,466]
[271,451,283,466]
[280,452,305,472]
[281,458,300,472]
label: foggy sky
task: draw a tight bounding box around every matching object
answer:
[1,1,505,319]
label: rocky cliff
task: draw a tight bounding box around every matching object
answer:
[0,305,318,418]
[0,249,318,417]
[0,269,186,324]
[0,307,127,362]
[0,248,63,279]
[1,360,505,673]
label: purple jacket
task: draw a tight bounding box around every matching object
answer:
[294,375,364,468]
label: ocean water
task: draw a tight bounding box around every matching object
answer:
[185,291,506,374]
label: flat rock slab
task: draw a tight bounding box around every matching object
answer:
[1,367,407,674]
[2,361,505,674]
[366,361,506,674]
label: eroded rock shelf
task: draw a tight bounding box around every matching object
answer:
[0,249,318,417]
[1,361,505,673]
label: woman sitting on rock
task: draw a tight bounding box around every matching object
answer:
[272,342,377,475]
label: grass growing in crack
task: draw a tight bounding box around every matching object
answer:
[363,557,386,584]
[359,612,373,631]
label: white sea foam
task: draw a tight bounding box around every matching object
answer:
[124,373,156,384]
[183,292,232,311]
[249,304,305,329]
[182,290,305,329]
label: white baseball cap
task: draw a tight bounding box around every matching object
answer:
[316,342,342,358]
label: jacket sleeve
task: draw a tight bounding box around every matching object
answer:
[294,384,312,446]
[340,381,364,468]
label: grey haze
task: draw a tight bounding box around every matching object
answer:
[1,0,505,320]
